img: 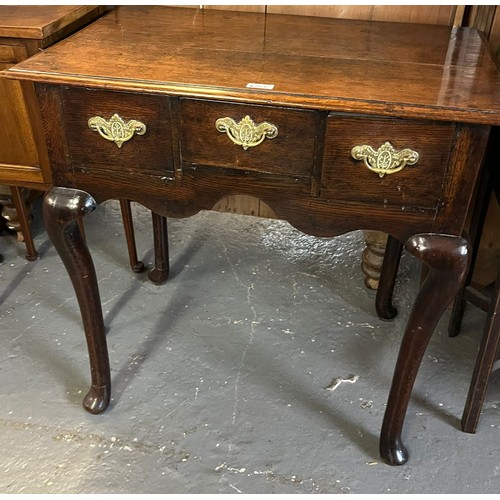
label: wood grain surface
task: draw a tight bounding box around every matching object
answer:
[6,6,500,126]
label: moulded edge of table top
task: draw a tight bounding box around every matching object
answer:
[3,6,500,126]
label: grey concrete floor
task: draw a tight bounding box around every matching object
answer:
[0,199,499,494]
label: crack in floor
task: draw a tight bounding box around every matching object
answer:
[217,235,258,492]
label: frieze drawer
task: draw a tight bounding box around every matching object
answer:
[320,114,456,212]
[180,98,318,178]
[61,87,175,177]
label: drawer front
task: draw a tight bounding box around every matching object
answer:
[61,87,174,177]
[320,114,455,211]
[180,98,318,177]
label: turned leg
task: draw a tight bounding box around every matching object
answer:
[119,198,145,273]
[43,187,110,414]
[376,235,403,320]
[380,233,470,465]
[361,230,388,290]
[148,212,169,285]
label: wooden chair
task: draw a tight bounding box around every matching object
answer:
[458,267,500,433]
[79,200,170,285]
[448,127,500,433]
[1,192,147,274]
[0,186,39,260]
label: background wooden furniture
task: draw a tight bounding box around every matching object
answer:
[448,127,500,433]
[0,6,107,259]
[464,7,500,293]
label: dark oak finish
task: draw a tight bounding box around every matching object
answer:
[43,187,110,414]
[180,98,318,177]
[4,6,500,465]
[321,115,455,211]
[62,87,175,179]
[8,7,500,124]
[381,234,470,465]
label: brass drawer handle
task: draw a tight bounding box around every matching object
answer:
[215,115,278,150]
[88,113,146,148]
[351,141,419,178]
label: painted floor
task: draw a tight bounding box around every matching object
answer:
[0,200,499,494]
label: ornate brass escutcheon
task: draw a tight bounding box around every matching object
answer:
[215,115,278,150]
[88,113,147,148]
[351,141,419,178]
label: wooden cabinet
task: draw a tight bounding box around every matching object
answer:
[0,44,39,183]
[0,6,106,257]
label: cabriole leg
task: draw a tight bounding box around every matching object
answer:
[380,233,470,465]
[43,187,110,414]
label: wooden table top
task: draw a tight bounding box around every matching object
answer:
[5,6,500,124]
[0,6,101,40]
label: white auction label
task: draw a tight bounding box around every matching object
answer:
[246,83,275,90]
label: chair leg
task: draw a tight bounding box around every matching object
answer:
[449,152,492,338]
[375,235,403,320]
[119,199,145,273]
[461,266,500,433]
[148,212,169,285]
[10,186,38,261]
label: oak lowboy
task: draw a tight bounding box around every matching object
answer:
[4,6,500,465]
